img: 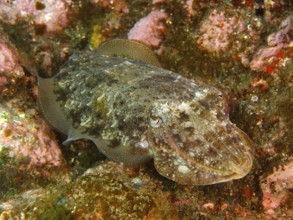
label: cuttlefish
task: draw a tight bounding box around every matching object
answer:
[38,39,253,185]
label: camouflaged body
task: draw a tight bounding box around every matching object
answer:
[38,40,253,185]
[52,53,203,165]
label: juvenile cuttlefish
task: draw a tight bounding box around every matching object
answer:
[38,39,253,185]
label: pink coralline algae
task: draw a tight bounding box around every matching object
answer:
[261,161,293,217]
[196,9,246,56]
[0,34,25,95]
[250,15,293,74]
[128,10,169,48]
[0,98,63,168]
[0,35,24,77]
[0,0,71,34]
[196,8,261,62]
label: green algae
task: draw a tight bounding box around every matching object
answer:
[68,173,154,219]
[1,163,173,219]
[0,149,57,200]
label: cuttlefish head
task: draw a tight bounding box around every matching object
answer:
[146,86,253,185]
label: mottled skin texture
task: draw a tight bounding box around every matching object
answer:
[38,42,253,185]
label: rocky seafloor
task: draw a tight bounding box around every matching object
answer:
[0,0,292,219]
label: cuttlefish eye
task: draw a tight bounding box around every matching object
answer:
[149,115,162,128]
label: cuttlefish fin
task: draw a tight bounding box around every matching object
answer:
[38,75,70,134]
[62,128,92,145]
[96,39,161,67]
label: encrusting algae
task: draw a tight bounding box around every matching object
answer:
[38,39,254,185]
